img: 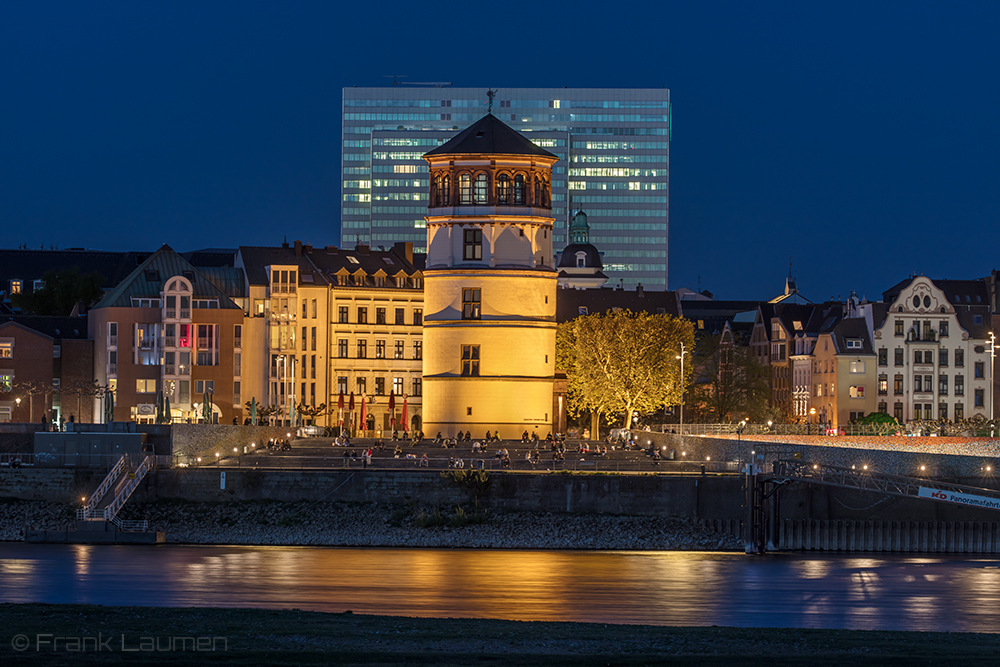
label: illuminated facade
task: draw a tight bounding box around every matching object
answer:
[341,87,670,288]
[422,114,559,436]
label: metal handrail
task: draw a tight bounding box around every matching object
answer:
[82,455,128,513]
[103,455,153,522]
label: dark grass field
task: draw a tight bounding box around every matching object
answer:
[2,604,1000,666]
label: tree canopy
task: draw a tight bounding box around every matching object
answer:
[557,310,695,428]
[11,267,105,316]
[685,332,772,423]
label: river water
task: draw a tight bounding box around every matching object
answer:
[2,543,999,632]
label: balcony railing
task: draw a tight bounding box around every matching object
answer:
[197,338,210,349]
[180,308,191,319]
[165,308,176,318]
[164,337,176,347]
[108,335,118,347]
[164,364,175,375]
[177,364,190,375]
[108,364,117,375]
[234,337,242,349]
[138,340,156,351]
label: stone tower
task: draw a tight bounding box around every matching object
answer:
[421,114,559,437]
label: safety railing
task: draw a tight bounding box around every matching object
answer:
[0,453,34,467]
[80,455,128,514]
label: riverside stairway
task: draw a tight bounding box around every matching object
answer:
[77,454,154,531]
[25,454,165,544]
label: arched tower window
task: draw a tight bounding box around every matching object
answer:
[459,173,472,204]
[513,174,525,205]
[474,173,488,204]
[533,177,541,206]
[442,175,450,205]
[433,175,442,206]
[541,178,550,207]
[496,174,511,204]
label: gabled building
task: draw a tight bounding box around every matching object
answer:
[89,245,245,424]
[810,318,876,427]
[872,276,993,423]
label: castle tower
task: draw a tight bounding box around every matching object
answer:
[421,114,559,437]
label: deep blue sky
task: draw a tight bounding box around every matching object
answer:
[2,2,998,301]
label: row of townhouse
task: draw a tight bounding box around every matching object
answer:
[752,275,995,427]
[0,241,424,433]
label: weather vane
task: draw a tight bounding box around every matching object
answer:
[487,88,496,114]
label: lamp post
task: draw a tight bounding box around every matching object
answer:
[14,397,21,422]
[990,331,995,425]
[675,341,687,436]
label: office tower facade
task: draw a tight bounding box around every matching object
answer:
[341,87,670,288]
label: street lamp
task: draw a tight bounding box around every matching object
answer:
[989,332,995,425]
[675,342,687,437]
[14,397,20,421]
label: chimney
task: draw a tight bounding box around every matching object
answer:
[637,282,644,297]
[393,241,414,264]
[325,245,339,254]
[282,236,289,249]
[356,244,370,255]
[294,240,303,257]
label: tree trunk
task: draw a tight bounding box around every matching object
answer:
[590,411,600,441]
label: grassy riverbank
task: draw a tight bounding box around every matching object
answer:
[2,604,999,666]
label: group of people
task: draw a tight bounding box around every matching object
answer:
[342,447,374,467]
[265,438,291,451]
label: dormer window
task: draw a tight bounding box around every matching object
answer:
[575,251,587,268]
[846,339,863,349]
[376,276,385,287]
[9,280,21,294]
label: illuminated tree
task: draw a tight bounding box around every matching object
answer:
[557,310,695,429]
[686,334,770,423]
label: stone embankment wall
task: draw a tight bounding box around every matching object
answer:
[133,468,741,518]
[170,425,300,461]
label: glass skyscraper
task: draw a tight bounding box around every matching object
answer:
[341,87,670,288]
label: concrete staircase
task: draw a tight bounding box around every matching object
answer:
[77,454,152,531]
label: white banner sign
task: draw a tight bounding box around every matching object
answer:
[918,486,1000,510]
[220,471,226,490]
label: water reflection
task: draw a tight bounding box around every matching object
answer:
[0,543,999,632]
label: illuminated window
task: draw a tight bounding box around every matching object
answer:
[878,375,887,395]
[375,340,386,359]
[442,175,450,205]
[459,173,472,204]
[463,229,482,261]
[413,308,422,326]
[513,174,526,204]
[393,377,404,395]
[136,379,157,393]
[849,361,865,373]
[474,173,488,204]
[357,340,367,359]
[955,374,964,396]
[0,373,12,391]
[9,280,22,295]
[337,376,348,394]
[461,345,480,377]
[849,385,865,398]
[462,288,481,320]
[0,339,12,358]
[413,340,422,360]
[394,340,404,359]
[496,174,511,204]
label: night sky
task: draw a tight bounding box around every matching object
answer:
[2,2,998,302]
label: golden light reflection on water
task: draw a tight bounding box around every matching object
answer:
[3,545,1000,632]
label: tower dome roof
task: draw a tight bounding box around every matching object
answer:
[424,114,558,159]
[557,243,604,269]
